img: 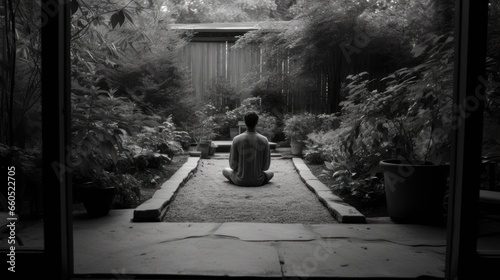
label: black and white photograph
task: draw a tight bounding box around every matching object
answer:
[1,0,499,279]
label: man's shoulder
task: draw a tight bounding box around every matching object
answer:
[258,134,269,143]
[233,134,244,142]
[233,132,267,143]
[256,133,269,142]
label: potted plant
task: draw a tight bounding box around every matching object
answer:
[225,97,263,139]
[224,110,241,139]
[283,112,319,156]
[342,34,454,224]
[78,174,116,217]
[71,79,139,217]
[191,105,219,158]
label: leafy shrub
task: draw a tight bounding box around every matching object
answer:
[304,130,337,164]
[340,33,454,164]
[92,171,143,209]
[316,113,341,132]
[328,169,385,205]
[187,104,220,143]
[257,112,278,141]
[307,32,455,204]
[123,115,184,168]
[221,97,280,140]
[71,80,134,179]
[204,77,240,112]
[133,153,172,171]
[283,112,319,143]
[174,131,192,150]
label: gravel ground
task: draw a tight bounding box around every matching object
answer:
[163,158,337,224]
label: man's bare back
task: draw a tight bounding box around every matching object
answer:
[223,112,274,186]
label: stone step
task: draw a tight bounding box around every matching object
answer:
[188,151,283,158]
[212,140,277,153]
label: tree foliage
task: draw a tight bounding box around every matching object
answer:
[69,0,195,205]
[162,0,282,23]
[0,1,44,147]
[236,0,449,113]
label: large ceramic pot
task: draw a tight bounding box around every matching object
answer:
[290,140,304,156]
[80,185,116,217]
[379,159,449,224]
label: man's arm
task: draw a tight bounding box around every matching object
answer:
[262,139,270,171]
[229,140,239,171]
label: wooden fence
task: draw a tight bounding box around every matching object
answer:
[178,40,389,114]
[178,41,333,114]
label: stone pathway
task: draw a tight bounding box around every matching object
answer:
[134,153,365,223]
[163,158,337,223]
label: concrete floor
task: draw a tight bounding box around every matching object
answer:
[71,209,448,279]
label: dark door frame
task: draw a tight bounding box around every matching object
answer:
[445,0,490,279]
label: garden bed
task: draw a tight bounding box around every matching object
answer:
[73,154,189,216]
[135,154,190,201]
[305,163,388,218]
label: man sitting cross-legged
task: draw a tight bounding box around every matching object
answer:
[222,111,274,186]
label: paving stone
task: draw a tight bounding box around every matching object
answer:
[159,178,184,191]
[174,165,198,175]
[215,223,317,241]
[159,179,184,190]
[291,161,308,171]
[309,224,447,246]
[151,188,176,201]
[182,158,200,167]
[298,172,319,182]
[133,157,199,222]
[74,223,223,274]
[365,217,394,224]
[74,222,221,253]
[316,190,345,203]
[292,159,321,181]
[279,239,445,279]
[133,198,169,222]
[304,179,332,194]
[291,158,366,224]
[75,237,282,277]
[316,190,366,224]
[165,172,190,183]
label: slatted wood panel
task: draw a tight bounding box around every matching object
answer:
[180,42,257,100]
[179,41,317,113]
[179,41,386,114]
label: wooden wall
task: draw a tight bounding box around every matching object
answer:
[178,41,328,114]
[178,39,391,114]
